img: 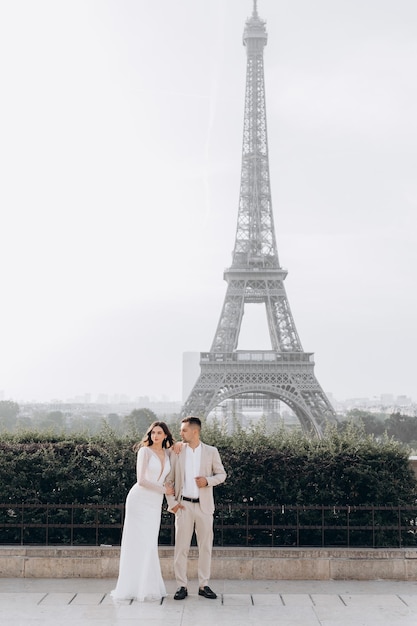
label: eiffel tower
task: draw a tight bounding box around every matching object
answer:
[182,1,337,436]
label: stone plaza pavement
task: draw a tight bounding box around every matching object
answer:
[1,578,417,626]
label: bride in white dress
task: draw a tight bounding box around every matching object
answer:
[111,421,175,602]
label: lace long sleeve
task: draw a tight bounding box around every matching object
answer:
[136,447,165,494]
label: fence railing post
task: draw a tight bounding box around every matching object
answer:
[1,502,416,548]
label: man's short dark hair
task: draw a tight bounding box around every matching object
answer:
[181,416,202,429]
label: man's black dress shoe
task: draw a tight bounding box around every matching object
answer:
[198,586,217,599]
[174,586,188,600]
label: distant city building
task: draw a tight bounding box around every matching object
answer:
[333,394,416,418]
[182,352,200,403]
[65,393,91,404]
[396,395,412,407]
[381,394,395,406]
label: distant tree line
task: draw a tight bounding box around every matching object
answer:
[340,409,417,448]
[2,401,417,449]
[0,401,172,438]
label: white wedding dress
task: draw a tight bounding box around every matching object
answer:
[111,446,170,601]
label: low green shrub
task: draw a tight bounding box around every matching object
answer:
[0,421,415,507]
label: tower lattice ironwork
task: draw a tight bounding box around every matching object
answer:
[182,1,337,435]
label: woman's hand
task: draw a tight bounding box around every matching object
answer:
[172,441,183,455]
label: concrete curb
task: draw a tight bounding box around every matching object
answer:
[1,546,417,580]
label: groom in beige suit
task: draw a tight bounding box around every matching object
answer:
[166,416,226,600]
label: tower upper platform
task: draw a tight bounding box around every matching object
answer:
[243,0,268,48]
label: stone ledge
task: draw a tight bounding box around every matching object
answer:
[1,546,417,580]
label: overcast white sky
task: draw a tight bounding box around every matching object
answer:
[1,0,416,405]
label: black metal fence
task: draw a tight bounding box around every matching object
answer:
[1,503,417,548]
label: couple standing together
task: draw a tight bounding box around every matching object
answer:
[111,416,226,602]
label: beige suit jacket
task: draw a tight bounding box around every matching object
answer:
[166,442,226,515]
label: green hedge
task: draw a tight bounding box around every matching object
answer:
[0,422,416,507]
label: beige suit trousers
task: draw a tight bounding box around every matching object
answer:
[174,500,213,588]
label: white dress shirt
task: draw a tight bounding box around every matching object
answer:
[182,443,201,499]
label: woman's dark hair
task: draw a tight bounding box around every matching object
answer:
[133,421,174,452]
